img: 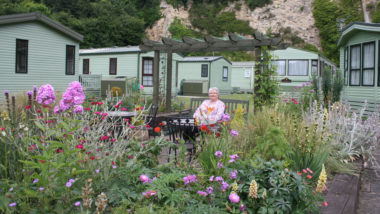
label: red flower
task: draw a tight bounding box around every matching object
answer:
[207,130,212,135]
[84,108,91,111]
[42,105,51,109]
[37,109,41,113]
[112,161,115,165]
[216,132,221,138]
[323,201,328,207]
[114,105,119,108]
[57,149,63,153]
[76,144,83,149]
[40,160,45,163]
[307,175,312,179]
[97,102,103,105]
[128,155,133,159]
[111,139,116,142]
[0,127,4,131]
[146,124,151,128]
[25,105,31,109]
[142,143,146,148]
[106,152,109,156]
[210,124,215,127]
[90,156,95,160]
[154,127,161,133]
[135,107,139,111]
[91,102,96,105]
[29,144,37,151]
[100,136,109,141]
[45,120,53,124]
[159,123,164,126]
[201,125,207,132]
[297,172,302,176]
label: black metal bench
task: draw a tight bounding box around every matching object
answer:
[189,98,250,115]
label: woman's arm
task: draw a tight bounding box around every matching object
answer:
[193,100,207,119]
[215,100,225,121]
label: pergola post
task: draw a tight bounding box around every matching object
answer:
[166,51,172,112]
[254,47,262,112]
[153,50,160,105]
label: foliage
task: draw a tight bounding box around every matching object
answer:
[313,0,362,64]
[0,0,161,48]
[321,66,332,106]
[303,101,380,165]
[168,18,202,39]
[252,126,289,160]
[332,70,344,103]
[189,2,254,37]
[253,47,279,111]
[372,1,380,22]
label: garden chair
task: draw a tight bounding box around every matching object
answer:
[166,117,197,164]
[145,104,159,138]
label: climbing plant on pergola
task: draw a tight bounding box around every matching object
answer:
[139,32,289,112]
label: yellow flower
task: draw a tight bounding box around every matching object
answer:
[1,110,10,121]
[231,182,238,191]
[249,180,258,199]
[316,164,327,192]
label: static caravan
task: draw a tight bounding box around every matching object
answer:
[338,22,380,112]
[0,12,83,103]
[79,47,183,96]
[231,61,255,93]
[177,56,232,96]
[271,47,336,94]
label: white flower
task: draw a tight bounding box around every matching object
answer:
[1,131,6,137]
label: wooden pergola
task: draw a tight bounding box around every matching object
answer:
[139,32,289,112]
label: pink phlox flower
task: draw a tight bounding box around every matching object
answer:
[229,154,239,163]
[206,186,213,194]
[142,190,157,197]
[217,162,223,169]
[229,193,240,203]
[33,179,39,184]
[36,84,56,105]
[230,169,237,179]
[307,168,313,174]
[221,113,230,122]
[9,202,16,207]
[140,174,150,183]
[214,151,223,158]
[73,105,83,114]
[215,176,224,183]
[183,175,197,185]
[74,201,81,207]
[140,85,144,90]
[221,181,229,191]
[230,129,239,137]
[197,191,208,196]
[209,176,214,182]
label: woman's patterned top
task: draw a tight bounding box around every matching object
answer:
[193,99,225,125]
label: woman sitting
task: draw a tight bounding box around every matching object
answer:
[193,87,225,125]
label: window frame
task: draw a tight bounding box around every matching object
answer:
[109,58,117,75]
[361,41,375,86]
[288,59,309,76]
[83,58,90,75]
[272,60,286,76]
[142,57,153,87]
[65,45,75,75]
[15,39,28,74]
[378,41,380,86]
[311,59,318,76]
[349,44,361,86]
[222,66,228,81]
[344,46,348,85]
[201,64,208,77]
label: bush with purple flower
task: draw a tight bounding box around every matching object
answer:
[36,84,56,105]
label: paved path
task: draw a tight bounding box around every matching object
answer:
[357,146,380,214]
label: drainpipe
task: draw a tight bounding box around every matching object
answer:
[137,52,141,83]
[208,61,212,91]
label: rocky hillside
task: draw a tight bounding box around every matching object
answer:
[146,0,378,57]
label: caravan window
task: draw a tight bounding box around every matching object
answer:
[272,60,286,76]
[201,64,208,77]
[83,59,89,75]
[288,60,308,76]
[362,42,375,86]
[142,58,153,86]
[109,58,117,75]
[16,39,28,74]
[350,45,361,86]
[66,45,75,75]
[311,60,318,76]
[222,66,228,81]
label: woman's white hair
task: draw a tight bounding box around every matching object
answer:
[209,87,219,94]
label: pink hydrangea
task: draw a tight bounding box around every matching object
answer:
[36,84,56,105]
